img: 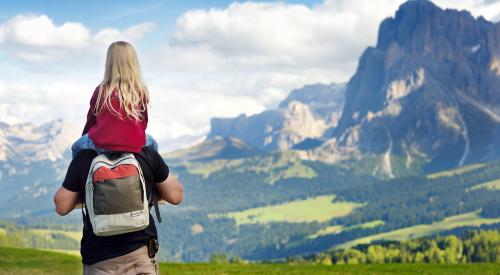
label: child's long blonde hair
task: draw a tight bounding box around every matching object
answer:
[95,41,149,121]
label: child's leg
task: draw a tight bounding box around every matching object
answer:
[71,134,97,158]
[145,134,159,151]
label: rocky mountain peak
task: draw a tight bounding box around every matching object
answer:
[208,83,345,151]
[321,1,500,176]
[0,119,79,163]
[377,0,488,52]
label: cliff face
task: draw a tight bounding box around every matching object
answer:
[311,0,500,174]
[208,83,345,151]
[205,1,500,176]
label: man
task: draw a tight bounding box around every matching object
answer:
[53,146,183,274]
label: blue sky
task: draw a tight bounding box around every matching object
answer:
[0,1,323,29]
[0,0,498,151]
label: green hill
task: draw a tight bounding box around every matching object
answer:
[337,211,500,249]
[0,246,81,275]
[0,246,499,275]
[166,136,263,162]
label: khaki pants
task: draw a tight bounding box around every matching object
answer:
[83,245,158,275]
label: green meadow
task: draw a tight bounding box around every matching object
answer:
[469,178,500,191]
[426,163,486,179]
[210,195,362,225]
[338,211,500,249]
[0,246,499,275]
[308,220,385,239]
[29,229,82,242]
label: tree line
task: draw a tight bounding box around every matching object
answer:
[294,230,500,264]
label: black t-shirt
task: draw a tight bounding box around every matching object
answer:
[62,146,169,265]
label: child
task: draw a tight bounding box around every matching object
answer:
[71,41,158,158]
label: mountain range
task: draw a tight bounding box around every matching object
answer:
[205,0,500,178]
[0,0,499,262]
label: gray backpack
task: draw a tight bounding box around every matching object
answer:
[84,152,161,236]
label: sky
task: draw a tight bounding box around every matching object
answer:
[0,0,499,150]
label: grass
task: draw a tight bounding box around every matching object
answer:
[0,246,82,275]
[210,195,362,225]
[308,225,344,239]
[338,211,500,249]
[160,263,500,274]
[29,229,82,242]
[40,248,81,256]
[308,220,385,239]
[182,151,317,183]
[426,163,486,179]
[184,159,243,178]
[1,246,499,275]
[0,228,5,236]
[468,178,500,191]
[264,160,317,184]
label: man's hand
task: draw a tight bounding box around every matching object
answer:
[53,187,79,216]
[156,174,183,205]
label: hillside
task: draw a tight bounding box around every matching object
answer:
[205,0,500,177]
[0,246,498,275]
[315,0,500,175]
[0,0,499,264]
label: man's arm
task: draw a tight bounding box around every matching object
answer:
[53,186,79,216]
[156,174,183,205]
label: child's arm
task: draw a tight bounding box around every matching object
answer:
[82,106,96,135]
[81,86,100,135]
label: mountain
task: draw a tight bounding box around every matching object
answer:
[307,0,500,176]
[204,1,500,177]
[0,120,78,217]
[0,119,78,164]
[208,83,345,151]
[1,0,500,264]
[166,136,263,161]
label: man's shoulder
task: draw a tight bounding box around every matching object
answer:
[76,149,98,158]
[136,146,162,162]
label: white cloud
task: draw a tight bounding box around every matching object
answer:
[167,1,405,77]
[0,14,155,62]
[1,0,498,151]
[140,0,500,150]
[0,14,90,48]
[0,82,90,125]
[125,22,157,40]
[434,0,500,21]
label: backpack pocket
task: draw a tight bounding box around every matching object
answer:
[93,176,144,215]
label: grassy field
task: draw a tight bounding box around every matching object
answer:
[29,228,82,242]
[179,151,317,183]
[308,220,384,239]
[210,195,362,225]
[338,211,500,249]
[426,163,486,179]
[0,246,499,275]
[469,178,500,191]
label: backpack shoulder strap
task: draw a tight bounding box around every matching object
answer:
[138,153,162,223]
[152,193,162,223]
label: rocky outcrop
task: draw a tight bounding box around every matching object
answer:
[0,119,78,164]
[313,0,500,175]
[208,83,345,151]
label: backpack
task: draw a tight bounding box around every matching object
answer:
[83,152,161,236]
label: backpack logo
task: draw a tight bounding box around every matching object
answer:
[130,210,143,217]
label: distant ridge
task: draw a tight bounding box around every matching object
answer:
[167,136,263,161]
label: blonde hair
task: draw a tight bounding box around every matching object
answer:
[95,41,149,121]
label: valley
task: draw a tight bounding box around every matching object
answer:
[0,0,499,265]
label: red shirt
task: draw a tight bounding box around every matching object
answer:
[82,86,148,153]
